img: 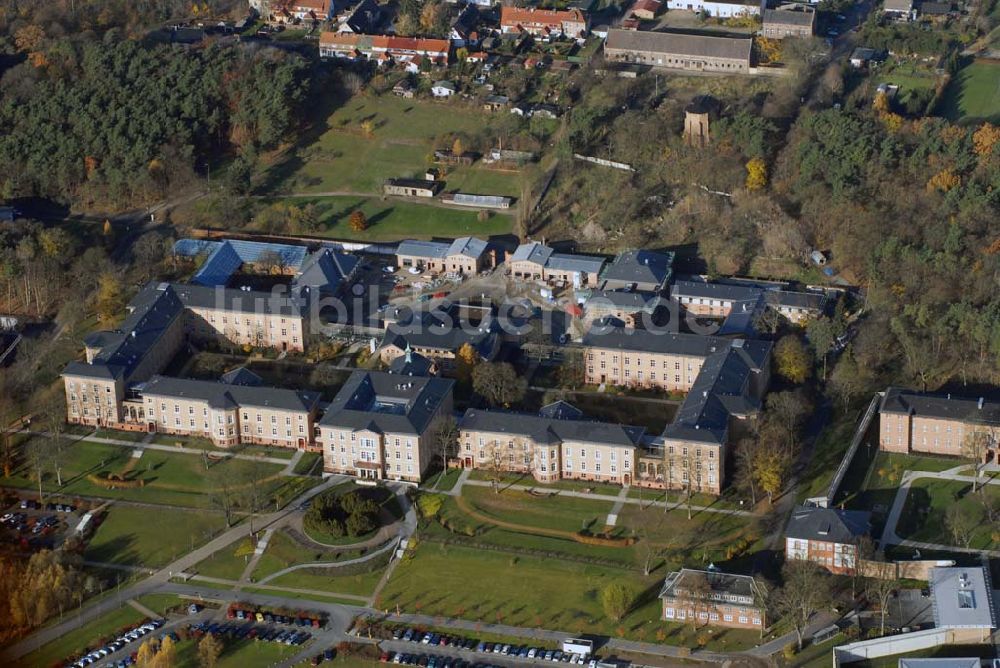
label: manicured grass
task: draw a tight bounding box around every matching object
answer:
[251,529,369,581]
[259,195,513,242]
[3,438,292,508]
[294,451,323,475]
[20,604,146,668]
[423,468,463,492]
[266,567,384,597]
[134,593,185,617]
[465,470,622,496]
[896,478,1000,550]
[242,586,369,606]
[462,485,615,533]
[173,637,303,668]
[85,505,229,568]
[940,59,1000,122]
[562,394,677,433]
[264,93,520,196]
[378,542,759,649]
[193,543,250,581]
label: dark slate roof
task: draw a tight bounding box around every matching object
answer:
[605,28,753,63]
[319,370,454,435]
[764,290,827,311]
[672,279,761,303]
[600,249,674,289]
[397,240,450,259]
[381,308,499,358]
[459,407,645,447]
[919,1,952,14]
[583,289,664,312]
[880,387,1000,426]
[63,282,186,381]
[171,283,306,317]
[140,375,319,412]
[538,400,584,421]
[452,5,480,38]
[220,367,264,386]
[659,568,761,604]
[294,248,359,293]
[763,8,815,26]
[387,349,435,377]
[785,505,871,543]
[583,326,732,357]
[510,242,606,274]
[663,339,772,444]
[347,0,382,33]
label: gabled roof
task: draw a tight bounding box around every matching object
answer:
[172,239,309,288]
[320,370,454,435]
[880,387,1000,426]
[459,406,645,447]
[538,400,584,420]
[397,240,450,259]
[606,28,753,63]
[600,249,674,289]
[141,375,319,412]
[387,348,434,377]
[220,366,263,387]
[294,248,359,293]
[63,282,186,382]
[380,308,498,358]
[659,568,762,604]
[785,505,871,544]
[763,8,815,26]
[446,236,488,259]
[663,339,772,444]
[346,0,382,33]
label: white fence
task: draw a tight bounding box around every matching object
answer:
[833,628,985,666]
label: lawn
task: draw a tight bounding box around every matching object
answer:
[422,468,463,492]
[85,505,229,568]
[173,637,302,668]
[461,485,614,534]
[20,604,147,668]
[465,470,623,496]
[940,59,1000,123]
[378,542,759,650]
[895,478,1000,550]
[262,93,521,196]
[258,195,513,242]
[2,438,294,509]
[265,566,385,598]
[134,593,186,617]
[192,543,250,581]
[251,529,371,581]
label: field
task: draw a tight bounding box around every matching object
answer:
[896,478,1000,550]
[173,637,303,668]
[85,505,229,568]
[940,59,1000,123]
[19,605,146,668]
[2,438,300,509]
[379,542,759,650]
[262,93,523,197]
[258,195,513,242]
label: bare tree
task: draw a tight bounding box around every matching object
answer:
[238,458,272,534]
[483,440,507,494]
[961,428,995,493]
[851,534,878,600]
[773,560,831,651]
[864,557,900,637]
[632,507,665,576]
[432,416,460,487]
[945,505,976,549]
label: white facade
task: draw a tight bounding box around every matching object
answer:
[665,0,762,17]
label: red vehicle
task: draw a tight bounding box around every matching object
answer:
[380,652,391,662]
[433,291,449,299]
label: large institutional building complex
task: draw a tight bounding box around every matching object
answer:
[63,235,834,492]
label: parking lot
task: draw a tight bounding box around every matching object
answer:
[1,497,80,550]
[375,628,597,668]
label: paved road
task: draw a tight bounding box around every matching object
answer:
[1,476,346,662]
